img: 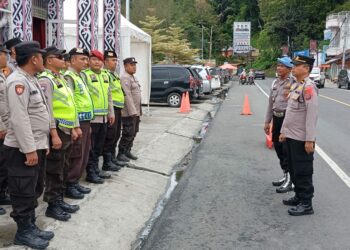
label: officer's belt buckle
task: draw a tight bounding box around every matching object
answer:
[273,111,285,117]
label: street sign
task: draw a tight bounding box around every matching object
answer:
[233,22,251,54]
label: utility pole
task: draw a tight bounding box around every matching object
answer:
[209,26,213,61]
[126,0,130,20]
[201,25,204,60]
[342,13,348,69]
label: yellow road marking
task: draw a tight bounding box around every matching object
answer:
[320,94,350,108]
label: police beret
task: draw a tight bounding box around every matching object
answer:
[0,44,10,53]
[69,47,89,57]
[90,50,104,61]
[15,41,45,57]
[44,46,66,58]
[292,55,315,67]
[277,57,293,68]
[104,50,117,59]
[4,37,22,50]
[123,57,137,65]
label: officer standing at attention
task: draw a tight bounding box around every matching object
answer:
[117,57,142,162]
[280,55,318,216]
[81,50,116,179]
[38,46,81,222]
[4,37,22,74]
[264,57,293,193]
[4,41,54,249]
[102,50,127,169]
[0,44,10,215]
[64,48,95,194]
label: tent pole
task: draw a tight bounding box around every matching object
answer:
[126,0,130,20]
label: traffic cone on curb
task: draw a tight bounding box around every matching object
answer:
[179,92,190,113]
[185,91,191,111]
[266,124,273,149]
[240,95,252,115]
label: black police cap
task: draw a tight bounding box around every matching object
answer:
[44,46,66,57]
[69,47,89,57]
[4,37,22,50]
[15,41,45,57]
[292,55,315,67]
[123,57,138,65]
[63,53,70,61]
[0,44,10,53]
[104,50,117,59]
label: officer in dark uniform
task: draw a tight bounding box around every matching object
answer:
[4,37,22,74]
[264,57,293,193]
[280,55,318,216]
[4,41,54,249]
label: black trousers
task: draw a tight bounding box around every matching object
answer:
[286,138,314,202]
[0,139,7,196]
[5,147,46,220]
[272,115,289,173]
[103,107,122,156]
[118,116,140,154]
[87,122,107,175]
[44,129,72,203]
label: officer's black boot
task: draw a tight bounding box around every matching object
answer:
[111,154,128,167]
[74,182,91,194]
[14,217,49,249]
[0,192,11,205]
[0,207,5,215]
[65,182,84,199]
[86,165,105,184]
[276,173,293,193]
[102,153,121,172]
[45,200,71,221]
[30,215,54,240]
[117,152,130,163]
[125,150,138,160]
[272,172,287,187]
[57,195,80,213]
[288,200,314,216]
[94,163,112,179]
[283,196,300,206]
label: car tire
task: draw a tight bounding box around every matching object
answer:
[167,92,182,107]
[262,77,265,80]
[347,83,350,90]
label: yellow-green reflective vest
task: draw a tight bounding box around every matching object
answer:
[104,70,124,108]
[38,70,77,128]
[64,70,94,121]
[83,69,109,115]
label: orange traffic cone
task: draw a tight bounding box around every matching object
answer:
[266,124,273,149]
[240,95,252,115]
[179,92,190,113]
[185,91,191,111]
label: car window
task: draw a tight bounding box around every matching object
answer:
[170,68,189,79]
[152,68,170,80]
[311,68,320,74]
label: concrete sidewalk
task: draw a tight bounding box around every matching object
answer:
[0,86,228,249]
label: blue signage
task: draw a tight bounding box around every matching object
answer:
[293,50,310,57]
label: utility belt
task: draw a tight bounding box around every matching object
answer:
[273,110,285,118]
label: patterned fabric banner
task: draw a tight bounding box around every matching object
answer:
[12,0,32,40]
[47,0,64,48]
[77,0,98,50]
[103,0,121,56]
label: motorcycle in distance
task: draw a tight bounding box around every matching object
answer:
[239,74,247,85]
[248,75,255,85]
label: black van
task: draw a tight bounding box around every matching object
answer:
[337,69,350,89]
[151,65,194,107]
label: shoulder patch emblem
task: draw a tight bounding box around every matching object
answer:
[15,84,25,95]
[90,74,97,82]
[304,86,314,100]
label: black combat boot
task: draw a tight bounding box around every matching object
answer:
[125,150,138,160]
[0,207,5,215]
[283,196,300,206]
[272,172,287,187]
[86,173,105,184]
[30,215,54,240]
[65,183,84,199]
[0,193,11,205]
[276,173,293,193]
[45,201,71,221]
[14,217,49,249]
[117,153,130,162]
[74,182,91,194]
[92,163,111,179]
[111,154,128,167]
[57,195,80,213]
[288,201,314,216]
[102,153,121,172]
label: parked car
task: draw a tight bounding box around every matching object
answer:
[208,67,221,89]
[151,65,194,107]
[191,66,212,94]
[337,69,350,89]
[309,67,325,88]
[254,70,265,80]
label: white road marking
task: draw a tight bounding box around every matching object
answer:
[255,81,350,189]
[319,94,350,108]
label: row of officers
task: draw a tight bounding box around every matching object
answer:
[0,38,142,249]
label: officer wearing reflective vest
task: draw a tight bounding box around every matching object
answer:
[38,46,81,222]
[64,48,95,195]
[81,50,116,182]
[102,50,128,169]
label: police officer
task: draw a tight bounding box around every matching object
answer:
[0,44,10,215]
[264,57,293,193]
[102,50,127,168]
[117,57,142,162]
[4,37,22,74]
[38,46,81,221]
[280,55,318,216]
[4,41,54,249]
[64,48,96,193]
[82,50,116,180]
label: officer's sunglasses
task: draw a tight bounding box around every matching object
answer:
[47,55,64,60]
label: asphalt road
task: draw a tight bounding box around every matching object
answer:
[142,78,350,250]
